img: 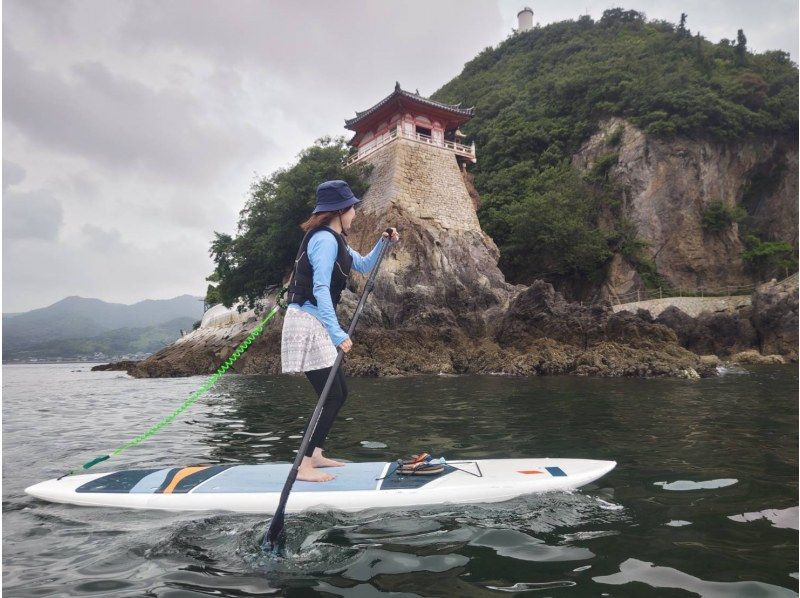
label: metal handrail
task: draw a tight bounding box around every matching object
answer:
[610,271,798,306]
[612,285,757,306]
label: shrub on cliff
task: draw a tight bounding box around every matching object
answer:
[701,201,747,233]
[742,236,797,280]
[206,137,371,310]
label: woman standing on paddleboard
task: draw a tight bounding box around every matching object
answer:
[281,180,399,482]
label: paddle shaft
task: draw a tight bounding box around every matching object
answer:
[263,229,393,550]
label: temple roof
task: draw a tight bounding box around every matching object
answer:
[344,82,475,130]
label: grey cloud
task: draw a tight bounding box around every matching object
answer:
[3,40,268,185]
[118,1,504,92]
[80,223,129,252]
[3,188,64,240]
[109,1,506,144]
[4,0,79,41]
[64,173,100,203]
[3,230,210,312]
[3,160,26,190]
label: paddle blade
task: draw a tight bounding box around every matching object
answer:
[261,511,285,551]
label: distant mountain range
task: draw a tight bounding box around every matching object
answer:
[3,295,205,362]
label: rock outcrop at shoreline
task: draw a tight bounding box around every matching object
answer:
[113,278,715,380]
[751,275,799,358]
[645,276,798,363]
[107,269,797,379]
[106,222,797,381]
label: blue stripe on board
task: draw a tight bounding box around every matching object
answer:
[76,469,161,493]
[192,461,388,494]
[546,466,567,477]
[129,468,173,493]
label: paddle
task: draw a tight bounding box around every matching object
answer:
[262,228,395,551]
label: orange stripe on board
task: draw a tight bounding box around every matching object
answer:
[518,470,543,475]
[162,466,208,494]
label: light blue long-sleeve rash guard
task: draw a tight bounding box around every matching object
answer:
[297,231,385,347]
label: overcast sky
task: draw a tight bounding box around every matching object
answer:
[3,0,797,313]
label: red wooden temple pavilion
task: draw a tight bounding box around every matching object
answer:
[344,82,476,167]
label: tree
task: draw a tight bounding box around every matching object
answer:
[678,13,688,35]
[600,8,645,27]
[206,136,372,310]
[742,236,797,280]
[736,29,747,65]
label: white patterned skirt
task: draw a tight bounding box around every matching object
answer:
[281,306,338,373]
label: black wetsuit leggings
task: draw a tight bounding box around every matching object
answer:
[303,366,348,457]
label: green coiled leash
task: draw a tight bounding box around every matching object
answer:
[59,288,288,479]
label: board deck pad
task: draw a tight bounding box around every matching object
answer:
[26,458,616,514]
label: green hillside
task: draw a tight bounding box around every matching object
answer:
[430,8,798,286]
[3,294,204,350]
[3,317,195,362]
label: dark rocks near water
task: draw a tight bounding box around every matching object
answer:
[751,276,799,359]
[117,275,714,380]
[651,277,798,362]
[91,360,139,372]
[496,281,677,351]
[105,273,797,380]
[654,306,758,357]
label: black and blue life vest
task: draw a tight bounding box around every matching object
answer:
[287,226,353,308]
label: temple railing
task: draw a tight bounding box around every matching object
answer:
[344,125,475,166]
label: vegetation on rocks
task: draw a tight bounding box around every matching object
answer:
[117,11,799,380]
[742,237,797,279]
[701,201,747,233]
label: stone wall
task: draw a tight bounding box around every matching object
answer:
[358,138,482,233]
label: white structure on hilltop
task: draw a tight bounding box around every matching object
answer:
[517,7,534,32]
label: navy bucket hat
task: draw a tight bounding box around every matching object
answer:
[313,180,361,214]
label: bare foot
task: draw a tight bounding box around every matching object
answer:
[296,466,335,482]
[310,450,346,468]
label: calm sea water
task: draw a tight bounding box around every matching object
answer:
[3,363,798,597]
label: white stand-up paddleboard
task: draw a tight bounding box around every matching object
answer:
[25,458,616,514]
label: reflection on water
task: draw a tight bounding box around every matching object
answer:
[654,478,738,491]
[593,558,798,597]
[3,363,798,596]
[729,506,799,530]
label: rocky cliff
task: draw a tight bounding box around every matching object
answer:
[575,117,798,295]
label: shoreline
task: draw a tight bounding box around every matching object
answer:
[3,360,119,366]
